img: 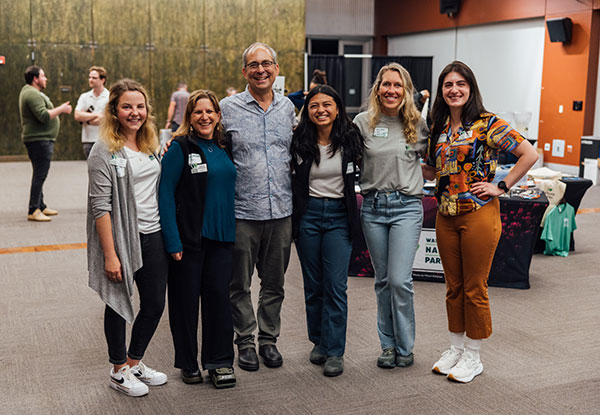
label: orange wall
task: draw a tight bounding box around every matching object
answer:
[374,0,600,168]
[539,11,599,166]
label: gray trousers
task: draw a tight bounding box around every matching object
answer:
[230,217,291,349]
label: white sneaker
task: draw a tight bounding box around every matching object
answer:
[447,350,483,383]
[131,361,168,386]
[110,365,149,397]
[432,346,463,375]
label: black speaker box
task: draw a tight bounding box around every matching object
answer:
[440,0,460,15]
[546,17,573,43]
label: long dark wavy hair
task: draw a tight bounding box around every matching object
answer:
[429,61,487,161]
[291,85,363,166]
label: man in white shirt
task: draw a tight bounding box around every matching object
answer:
[74,66,109,158]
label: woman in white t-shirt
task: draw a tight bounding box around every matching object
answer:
[353,63,429,370]
[87,79,168,397]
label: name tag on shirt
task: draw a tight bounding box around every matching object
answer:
[374,127,388,138]
[438,133,448,143]
[188,153,202,165]
[346,162,354,175]
[191,164,208,174]
[109,156,127,167]
[109,156,127,177]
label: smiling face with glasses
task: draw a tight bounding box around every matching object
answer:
[242,46,280,97]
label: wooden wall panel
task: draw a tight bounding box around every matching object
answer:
[546,0,594,14]
[93,0,149,46]
[205,49,245,98]
[0,0,305,159]
[206,0,255,51]
[31,0,92,45]
[257,0,305,51]
[150,47,204,127]
[150,0,203,48]
[0,2,31,43]
[0,45,34,155]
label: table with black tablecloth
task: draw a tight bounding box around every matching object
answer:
[349,192,550,289]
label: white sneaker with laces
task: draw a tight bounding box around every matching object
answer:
[131,361,168,386]
[447,350,483,383]
[432,346,463,375]
[110,365,149,397]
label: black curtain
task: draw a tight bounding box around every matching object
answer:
[307,55,345,98]
[370,56,433,96]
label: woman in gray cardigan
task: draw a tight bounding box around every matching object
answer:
[87,79,168,397]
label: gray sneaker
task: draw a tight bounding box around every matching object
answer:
[396,352,414,367]
[309,345,326,365]
[377,348,396,368]
[323,356,344,377]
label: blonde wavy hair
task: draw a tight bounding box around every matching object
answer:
[101,79,158,154]
[367,63,421,144]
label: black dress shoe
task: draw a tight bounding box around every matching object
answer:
[181,369,203,384]
[238,347,259,371]
[259,344,283,368]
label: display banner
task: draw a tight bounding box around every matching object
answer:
[412,229,444,282]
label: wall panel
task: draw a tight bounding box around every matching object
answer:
[93,0,149,47]
[205,0,255,51]
[150,0,203,48]
[0,1,31,43]
[31,0,92,45]
[0,0,305,159]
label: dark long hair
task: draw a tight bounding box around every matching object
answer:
[291,85,363,166]
[429,61,486,161]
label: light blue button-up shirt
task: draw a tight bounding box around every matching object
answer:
[220,87,295,221]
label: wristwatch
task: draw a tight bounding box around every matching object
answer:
[497,180,509,193]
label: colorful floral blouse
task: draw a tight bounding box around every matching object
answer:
[428,113,524,216]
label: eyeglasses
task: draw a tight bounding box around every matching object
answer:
[245,60,275,70]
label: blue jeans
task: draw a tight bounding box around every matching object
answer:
[360,191,423,356]
[295,197,352,357]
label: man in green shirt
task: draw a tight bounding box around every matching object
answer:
[19,66,72,222]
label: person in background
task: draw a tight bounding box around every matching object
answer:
[165,82,190,132]
[288,69,327,112]
[159,90,237,389]
[74,66,109,158]
[353,62,429,370]
[423,61,538,383]
[19,65,72,222]
[220,42,296,372]
[87,79,168,397]
[291,85,363,377]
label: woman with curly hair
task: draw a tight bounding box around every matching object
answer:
[291,85,363,377]
[87,79,167,397]
[353,63,429,370]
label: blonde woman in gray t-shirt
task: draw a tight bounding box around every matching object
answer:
[353,63,428,369]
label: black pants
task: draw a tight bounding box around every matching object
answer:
[104,231,168,365]
[168,238,234,371]
[24,140,54,214]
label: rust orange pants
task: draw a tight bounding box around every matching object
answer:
[435,198,501,340]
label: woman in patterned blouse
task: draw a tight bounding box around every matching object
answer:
[423,61,538,383]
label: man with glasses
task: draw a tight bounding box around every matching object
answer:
[74,66,109,158]
[220,42,295,372]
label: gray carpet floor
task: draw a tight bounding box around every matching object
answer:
[1,161,599,414]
